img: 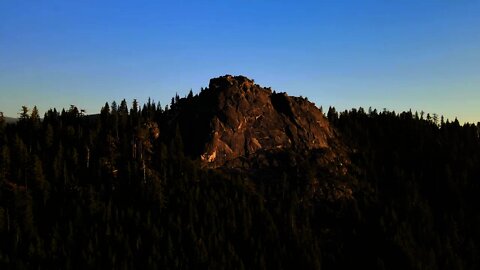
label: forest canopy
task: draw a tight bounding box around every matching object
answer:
[0,95,479,269]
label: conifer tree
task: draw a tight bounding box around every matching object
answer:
[0,112,5,134]
[19,106,29,121]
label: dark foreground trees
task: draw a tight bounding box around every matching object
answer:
[0,100,479,269]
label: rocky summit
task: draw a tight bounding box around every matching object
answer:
[5,74,479,269]
[169,75,348,171]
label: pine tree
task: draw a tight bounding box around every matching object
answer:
[0,112,5,130]
[327,106,338,123]
[101,102,110,115]
[119,99,128,115]
[111,101,118,113]
[131,99,139,114]
[0,112,5,140]
[19,106,29,121]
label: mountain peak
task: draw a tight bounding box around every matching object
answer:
[209,75,256,92]
[170,76,348,170]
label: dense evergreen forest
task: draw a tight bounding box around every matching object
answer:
[0,96,479,269]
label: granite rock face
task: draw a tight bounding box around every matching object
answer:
[170,75,348,169]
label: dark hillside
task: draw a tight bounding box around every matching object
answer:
[0,77,479,269]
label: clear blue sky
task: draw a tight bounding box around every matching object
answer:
[1,0,479,123]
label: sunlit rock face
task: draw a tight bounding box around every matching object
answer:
[169,75,348,169]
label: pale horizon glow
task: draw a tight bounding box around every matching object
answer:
[1,1,479,123]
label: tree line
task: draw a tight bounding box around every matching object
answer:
[0,94,479,269]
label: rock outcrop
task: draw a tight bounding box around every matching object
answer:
[169,75,348,170]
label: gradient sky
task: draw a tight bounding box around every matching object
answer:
[1,0,479,123]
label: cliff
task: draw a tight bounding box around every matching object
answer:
[168,75,349,174]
